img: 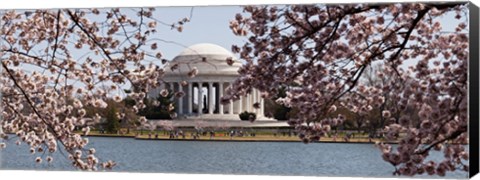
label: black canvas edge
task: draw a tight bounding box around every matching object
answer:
[469,1,480,179]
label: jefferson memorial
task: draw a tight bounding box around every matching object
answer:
[148,43,266,121]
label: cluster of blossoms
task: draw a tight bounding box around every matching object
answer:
[224,3,469,176]
[0,8,190,170]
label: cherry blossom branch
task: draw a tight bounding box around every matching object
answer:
[416,124,467,155]
[50,10,62,63]
[0,61,89,167]
[66,10,134,86]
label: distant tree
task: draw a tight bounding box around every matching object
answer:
[330,105,356,131]
[271,87,292,121]
[105,105,120,134]
[139,89,175,119]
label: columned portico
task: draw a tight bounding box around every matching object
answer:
[229,98,234,115]
[238,96,243,113]
[156,81,264,119]
[208,82,214,114]
[187,82,193,114]
[178,83,183,114]
[218,82,224,114]
[197,82,203,115]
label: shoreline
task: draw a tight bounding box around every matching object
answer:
[84,133,393,144]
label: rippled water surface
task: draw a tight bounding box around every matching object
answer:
[0,137,468,178]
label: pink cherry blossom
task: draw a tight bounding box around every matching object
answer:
[225,3,469,176]
[1,7,193,170]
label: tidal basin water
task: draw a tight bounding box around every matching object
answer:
[0,137,468,178]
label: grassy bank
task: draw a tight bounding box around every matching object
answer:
[134,134,385,143]
[82,130,388,143]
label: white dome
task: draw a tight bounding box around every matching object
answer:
[177,43,236,57]
[165,43,242,77]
